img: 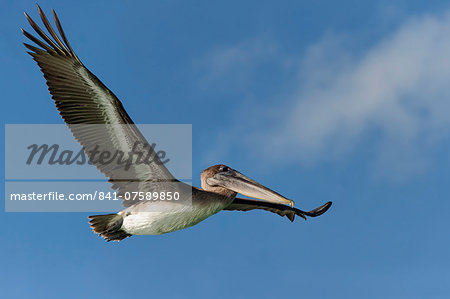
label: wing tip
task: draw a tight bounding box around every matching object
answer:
[304,201,332,217]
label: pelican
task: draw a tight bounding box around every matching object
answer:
[22,5,332,241]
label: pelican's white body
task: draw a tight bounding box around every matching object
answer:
[120,200,226,235]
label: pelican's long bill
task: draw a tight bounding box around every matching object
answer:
[207,169,295,207]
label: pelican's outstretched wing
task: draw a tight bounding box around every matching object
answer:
[23,5,177,206]
[224,198,332,222]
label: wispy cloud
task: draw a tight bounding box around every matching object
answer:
[199,11,450,179]
[194,36,280,91]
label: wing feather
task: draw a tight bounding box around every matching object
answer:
[224,198,332,222]
[23,5,178,206]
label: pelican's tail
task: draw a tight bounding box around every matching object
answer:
[88,214,131,242]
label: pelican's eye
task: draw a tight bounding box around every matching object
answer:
[220,166,229,172]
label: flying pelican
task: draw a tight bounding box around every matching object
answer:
[22,5,332,241]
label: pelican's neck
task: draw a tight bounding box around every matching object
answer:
[201,185,237,200]
[192,186,236,208]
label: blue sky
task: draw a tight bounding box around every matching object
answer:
[2,0,450,298]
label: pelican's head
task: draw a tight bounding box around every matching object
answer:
[201,164,295,207]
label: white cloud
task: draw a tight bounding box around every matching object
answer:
[201,12,450,179]
[195,36,279,91]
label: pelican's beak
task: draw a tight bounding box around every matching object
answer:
[207,169,295,207]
